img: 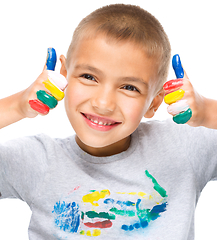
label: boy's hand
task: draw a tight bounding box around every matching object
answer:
[21,48,67,118]
[0,48,68,129]
[163,55,206,127]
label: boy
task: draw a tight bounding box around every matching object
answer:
[1,3,217,239]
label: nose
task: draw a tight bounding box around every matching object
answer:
[91,86,116,115]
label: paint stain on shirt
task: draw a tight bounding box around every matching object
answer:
[52,170,168,237]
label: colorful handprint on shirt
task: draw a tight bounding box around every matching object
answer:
[52,170,168,237]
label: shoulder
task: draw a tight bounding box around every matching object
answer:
[0,133,74,161]
[137,119,217,146]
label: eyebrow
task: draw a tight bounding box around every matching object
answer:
[121,77,149,88]
[74,64,103,75]
[74,64,149,88]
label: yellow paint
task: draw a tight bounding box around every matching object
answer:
[43,80,65,101]
[92,229,101,236]
[149,195,153,200]
[116,191,147,198]
[138,192,146,197]
[86,230,92,236]
[164,89,185,105]
[82,190,110,206]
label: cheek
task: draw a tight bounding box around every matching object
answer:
[65,83,87,110]
[121,98,146,124]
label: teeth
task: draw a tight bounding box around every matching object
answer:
[85,115,114,126]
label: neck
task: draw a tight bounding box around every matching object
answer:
[75,135,131,157]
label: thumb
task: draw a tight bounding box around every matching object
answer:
[43,47,57,71]
[172,54,188,79]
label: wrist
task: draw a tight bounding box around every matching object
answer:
[0,91,27,129]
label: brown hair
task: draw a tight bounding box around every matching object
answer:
[66,4,171,89]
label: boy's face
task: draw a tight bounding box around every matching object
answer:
[62,35,164,156]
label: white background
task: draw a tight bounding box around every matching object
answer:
[0,0,217,239]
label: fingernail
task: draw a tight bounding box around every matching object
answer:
[173,108,192,124]
[47,71,68,91]
[29,99,50,114]
[163,79,183,94]
[164,89,185,105]
[167,100,189,115]
[43,80,65,101]
[172,54,184,79]
[36,90,58,109]
[46,48,57,71]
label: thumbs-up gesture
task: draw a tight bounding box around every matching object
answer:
[21,48,67,118]
[163,54,205,127]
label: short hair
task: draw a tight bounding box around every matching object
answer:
[66,4,171,90]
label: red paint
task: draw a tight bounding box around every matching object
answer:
[68,186,80,195]
[81,113,121,132]
[29,99,50,114]
[84,220,112,228]
[163,79,183,95]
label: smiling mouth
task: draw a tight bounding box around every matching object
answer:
[82,113,121,126]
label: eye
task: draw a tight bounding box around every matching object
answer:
[123,85,140,93]
[81,74,96,81]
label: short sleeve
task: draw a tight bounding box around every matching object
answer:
[0,135,49,205]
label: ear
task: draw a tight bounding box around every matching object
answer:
[144,88,164,118]
[59,55,67,78]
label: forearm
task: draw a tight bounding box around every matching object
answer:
[202,97,217,129]
[0,91,26,129]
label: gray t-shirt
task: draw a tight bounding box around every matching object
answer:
[1,119,217,240]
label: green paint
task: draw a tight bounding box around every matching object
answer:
[81,211,84,220]
[145,170,167,198]
[109,207,135,217]
[137,208,150,221]
[80,230,85,235]
[85,211,116,220]
[36,90,58,109]
[173,108,192,124]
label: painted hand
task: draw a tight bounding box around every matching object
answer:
[28,48,68,115]
[163,54,205,126]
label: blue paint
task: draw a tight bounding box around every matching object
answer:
[52,201,80,233]
[136,198,141,209]
[140,220,148,228]
[172,54,184,79]
[116,200,135,207]
[151,203,167,214]
[104,198,135,207]
[121,199,167,232]
[129,225,134,231]
[121,224,129,231]
[133,222,141,229]
[104,198,115,204]
[46,47,57,71]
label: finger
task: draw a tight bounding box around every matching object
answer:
[173,108,192,124]
[36,90,58,109]
[42,71,68,101]
[163,79,183,95]
[164,89,185,105]
[172,54,184,79]
[29,99,50,115]
[167,100,189,115]
[172,54,189,80]
[43,47,57,71]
